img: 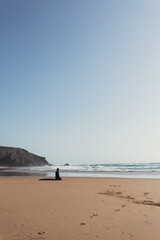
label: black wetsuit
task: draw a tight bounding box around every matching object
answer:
[55,170,62,180]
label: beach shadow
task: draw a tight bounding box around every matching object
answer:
[39,178,57,181]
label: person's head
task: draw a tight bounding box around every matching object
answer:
[57,168,59,172]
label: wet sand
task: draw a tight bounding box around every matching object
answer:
[0,177,160,240]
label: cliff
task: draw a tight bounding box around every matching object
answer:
[0,146,49,167]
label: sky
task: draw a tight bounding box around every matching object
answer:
[1,0,160,165]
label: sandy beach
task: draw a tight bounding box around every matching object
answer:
[0,177,160,240]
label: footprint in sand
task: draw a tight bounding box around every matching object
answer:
[144,192,149,196]
[80,222,86,225]
[90,213,98,218]
[128,232,134,239]
[144,221,151,224]
[126,195,135,200]
[38,231,46,235]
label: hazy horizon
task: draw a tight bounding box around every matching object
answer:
[1,0,160,165]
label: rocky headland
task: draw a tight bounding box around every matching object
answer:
[0,146,49,167]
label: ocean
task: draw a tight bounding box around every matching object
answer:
[0,162,160,178]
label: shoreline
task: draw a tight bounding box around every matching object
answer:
[0,175,160,180]
[1,168,160,179]
[0,177,160,239]
[0,171,160,180]
[1,164,160,179]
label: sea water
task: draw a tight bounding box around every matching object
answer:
[1,162,160,178]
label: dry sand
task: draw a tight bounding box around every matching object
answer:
[0,177,160,240]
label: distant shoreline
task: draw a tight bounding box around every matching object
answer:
[0,165,160,179]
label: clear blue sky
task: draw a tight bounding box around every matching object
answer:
[1,0,160,164]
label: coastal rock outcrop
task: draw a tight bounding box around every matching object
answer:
[0,146,49,167]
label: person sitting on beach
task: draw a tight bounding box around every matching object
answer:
[55,168,62,180]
